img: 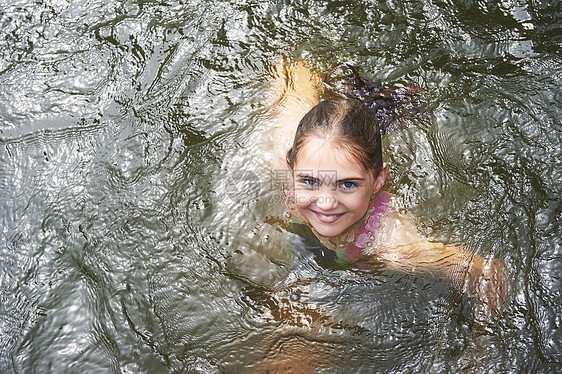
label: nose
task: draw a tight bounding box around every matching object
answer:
[315,188,338,211]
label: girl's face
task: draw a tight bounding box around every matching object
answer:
[292,137,386,238]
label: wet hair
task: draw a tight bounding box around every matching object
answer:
[286,99,383,178]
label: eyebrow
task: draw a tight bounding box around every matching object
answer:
[337,177,365,183]
[295,173,365,184]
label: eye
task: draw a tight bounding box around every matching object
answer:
[341,181,357,190]
[300,178,317,188]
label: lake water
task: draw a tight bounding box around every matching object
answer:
[1,0,560,372]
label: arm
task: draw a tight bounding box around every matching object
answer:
[268,61,323,170]
[373,211,509,320]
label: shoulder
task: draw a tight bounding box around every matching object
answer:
[365,195,421,254]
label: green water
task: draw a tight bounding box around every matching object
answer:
[0,0,560,372]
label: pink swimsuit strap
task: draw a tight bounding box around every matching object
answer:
[343,191,390,261]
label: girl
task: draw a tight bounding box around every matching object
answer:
[269,60,508,320]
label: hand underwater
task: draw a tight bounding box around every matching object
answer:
[465,257,510,322]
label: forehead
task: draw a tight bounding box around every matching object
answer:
[294,137,369,178]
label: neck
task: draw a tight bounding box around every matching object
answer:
[316,220,363,251]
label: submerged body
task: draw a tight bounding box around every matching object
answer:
[269,60,508,320]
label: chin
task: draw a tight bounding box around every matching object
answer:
[311,224,345,238]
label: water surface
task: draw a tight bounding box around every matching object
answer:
[1,0,560,372]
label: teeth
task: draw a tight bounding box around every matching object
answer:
[317,213,341,222]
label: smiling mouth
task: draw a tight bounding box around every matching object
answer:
[312,210,344,224]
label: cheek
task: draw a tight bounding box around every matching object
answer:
[343,191,371,213]
[294,190,313,208]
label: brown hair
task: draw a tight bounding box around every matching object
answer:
[286,99,383,178]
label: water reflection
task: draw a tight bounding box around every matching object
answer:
[0,0,560,372]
